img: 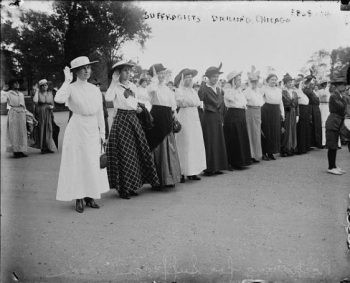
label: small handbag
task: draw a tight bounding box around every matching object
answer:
[173,117,182,133]
[100,141,107,169]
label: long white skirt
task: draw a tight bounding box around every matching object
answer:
[175,107,206,176]
[56,114,109,201]
[319,103,329,146]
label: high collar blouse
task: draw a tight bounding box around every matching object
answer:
[1,90,26,108]
[175,87,201,108]
[243,86,265,107]
[223,86,247,109]
[261,85,285,119]
[148,77,177,111]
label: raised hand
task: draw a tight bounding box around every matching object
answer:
[63,66,73,83]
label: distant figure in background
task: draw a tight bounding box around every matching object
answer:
[281,74,299,157]
[93,79,109,139]
[54,56,109,213]
[261,74,285,160]
[223,70,252,169]
[303,75,322,149]
[167,81,175,92]
[316,79,331,147]
[33,79,58,153]
[244,66,264,163]
[198,63,228,175]
[1,79,28,158]
[325,74,347,175]
[294,77,310,154]
[174,68,206,183]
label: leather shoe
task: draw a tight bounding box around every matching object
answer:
[262,154,270,161]
[84,198,100,208]
[129,191,138,197]
[188,175,201,181]
[268,153,276,160]
[119,192,130,199]
[75,199,84,213]
[180,175,186,183]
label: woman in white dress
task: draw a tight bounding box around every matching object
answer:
[54,56,109,213]
[174,69,206,183]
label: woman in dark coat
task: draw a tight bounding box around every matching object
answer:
[281,74,299,156]
[325,74,347,175]
[198,63,228,175]
[303,76,323,148]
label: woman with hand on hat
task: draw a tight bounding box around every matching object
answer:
[198,63,228,175]
[325,73,348,175]
[174,69,206,183]
[223,70,252,169]
[32,79,57,153]
[243,66,265,163]
[1,79,28,158]
[294,77,311,154]
[146,63,181,188]
[105,61,159,198]
[281,74,299,157]
[261,73,285,160]
[302,75,323,149]
[54,56,109,213]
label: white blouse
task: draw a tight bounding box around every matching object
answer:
[105,80,138,111]
[54,78,105,139]
[148,77,177,111]
[243,87,265,107]
[175,87,201,108]
[223,86,247,109]
[295,88,309,105]
[136,86,152,111]
[261,86,285,119]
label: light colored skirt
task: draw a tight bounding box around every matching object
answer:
[6,107,28,153]
[56,113,109,201]
[319,103,329,146]
[245,106,262,159]
[175,107,206,176]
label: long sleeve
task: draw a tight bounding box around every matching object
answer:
[1,91,8,103]
[33,90,39,103]
[97,102,105,141]
[54,82,71,104]
[105,81,117,102]
[279,95,285,119]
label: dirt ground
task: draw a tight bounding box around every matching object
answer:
[1,111,350,283]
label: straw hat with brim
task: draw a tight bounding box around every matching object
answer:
[174,68,198,87]
[70,56,98,70]
[205,63,223,78]
[330,75,347,84]
[148,63,167,77]
[266,73,278,83]
[111,60,135,72]
[39,79,48,86]
[227,71,242,83]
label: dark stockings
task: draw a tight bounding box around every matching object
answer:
[327,149,337,169]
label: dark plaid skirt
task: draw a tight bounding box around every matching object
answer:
[107,109,159,193]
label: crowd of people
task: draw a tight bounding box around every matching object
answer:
[1,56,349,213]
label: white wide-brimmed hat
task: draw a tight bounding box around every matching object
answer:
[111,60,135,71]
[38,79,48,86]
[70,56,98,70]
[227,71,242,82]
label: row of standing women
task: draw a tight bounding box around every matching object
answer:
[25,56,349,213]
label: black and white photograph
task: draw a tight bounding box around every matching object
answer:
[1,0,350,282]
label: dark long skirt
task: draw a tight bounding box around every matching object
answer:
[224,108,252,167]
[261,103,281,155]
[309,104,322,148]
[281,108,297,154]
[33,104,57,152]
[296,105,310,154]
[106,109,159,194]
[201,110,228,172]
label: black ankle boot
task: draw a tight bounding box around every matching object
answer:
[75,199,84,213]
[84,197,100,208]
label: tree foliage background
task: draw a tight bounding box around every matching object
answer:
[1,0,151,93]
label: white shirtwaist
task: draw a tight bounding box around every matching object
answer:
[54,78,109,201]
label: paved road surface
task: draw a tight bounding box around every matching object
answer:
[1,111,350,283]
